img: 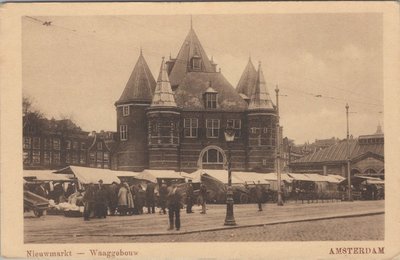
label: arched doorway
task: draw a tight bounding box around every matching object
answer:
[197,145,227,169]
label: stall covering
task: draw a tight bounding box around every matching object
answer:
[193,169,243,184]
[340,175,384,185]
[263,173,293,182]
[180,171,202,183]
[232,172,270,185]
[115,171,140,178]
[23,170,71,181]
[54,166,121,184]
[134,169,184,183]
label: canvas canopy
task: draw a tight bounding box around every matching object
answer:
[23,170,71,181]
[193,169,243,184]
[232,172,270,185]
[180,171,202,183]
[54,166,121,185]
[134,169,184,183]
[115,171,140,178]
[263,172,293,182]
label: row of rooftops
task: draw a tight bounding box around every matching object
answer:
[115,26,276,112]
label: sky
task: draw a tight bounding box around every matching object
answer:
[22,14,383,144]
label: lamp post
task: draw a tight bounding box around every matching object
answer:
[346,103,353,201]
[224,127,236,226]
[275,85,284,206]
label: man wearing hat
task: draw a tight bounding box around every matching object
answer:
[167,180,183,231]
[94,179,108,218]
[186,180,194,213]
[158,180,168,215]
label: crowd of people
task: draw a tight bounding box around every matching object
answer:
[27,178,269,231]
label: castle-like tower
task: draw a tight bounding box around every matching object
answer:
[114,51,156,171]
[114,24,278,173]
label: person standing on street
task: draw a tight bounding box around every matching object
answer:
[108,182,119,216]
[158,180,168,215]
[82,183,96,221]
[146,182,156,214]
[167,181,183,231]
[255,180,265,211]
[199,182,207,214]
[117,183,129,215]
[94,179,108,218]
[186,180,194,213]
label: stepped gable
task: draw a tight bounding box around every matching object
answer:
[168,27,214,87]
[236,57,258,98]
[174,72,248,111]
[116,51,156,105]
[151,57,177,108]
[248,61,274,110]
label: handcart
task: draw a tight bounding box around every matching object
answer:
[24,191,49,217]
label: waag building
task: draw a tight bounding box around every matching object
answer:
[112,25,279,173]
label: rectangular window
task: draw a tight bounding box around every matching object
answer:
[53,152,60,165]
[23,137,31,149]
[104,152,109,163]
[73,141,79,150]
[44,138,51,150]
[23,151,31,164]
[66,152,71,163]
[66,140,71,150]
[72,152,78,164]
[227,119,241,137]
[206,119,220,138]
[32,150,40,164]
[97,142,103,150]
[33,137,40,149]
[53,138,60,150]
[44,151,51,165]
[184,118,198,138]
[262,159,267,166]
[120,125,128,141]
[89,152,96,167]
[80,142,86,150]
[122,105,130,116]
[80,152,86,164]
[206,93,217,109]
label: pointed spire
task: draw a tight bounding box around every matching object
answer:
[151,57,177,108]
[248,61,274,110]
[375,122,383,134]
[236,57,257,98]
[116,51,156,105]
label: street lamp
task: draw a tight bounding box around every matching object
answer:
[224,127,236,226]
[346,103,353,201]
[275,85,284,206]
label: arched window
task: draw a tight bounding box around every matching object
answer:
[202,149,223,164]
[351,169,361,176]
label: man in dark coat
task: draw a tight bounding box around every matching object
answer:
[167,182,183,231]
[199,183,207,214]
[146,182,156,214]
[136,185,145,214]
[83,183,96,221]
[255,181,265,211]
[158,181,168,215]
[186,180,194,213]
[94,180,108,218]
[108,182,119,216]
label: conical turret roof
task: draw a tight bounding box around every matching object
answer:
[151,57,177,108]
[116,51,156,105]
[168,27,214,87]
[248,62,274,110]
[236,57,257,98]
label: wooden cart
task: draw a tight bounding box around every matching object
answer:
[24,191,49,217]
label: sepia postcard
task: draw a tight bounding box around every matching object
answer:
[1,1,399,259]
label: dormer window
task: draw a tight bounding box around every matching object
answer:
[204,84,218,109]
[191,57,202,71]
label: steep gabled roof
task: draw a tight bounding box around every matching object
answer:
[174,72,248,111]
[236,57,257,98]
[116,51,156,105]
[248,62,274,110]
[151,58,177,108]
[291,138,384,164]
[168,28,214,87]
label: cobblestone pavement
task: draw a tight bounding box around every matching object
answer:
[24,200,384,243]
[76,214,384,243]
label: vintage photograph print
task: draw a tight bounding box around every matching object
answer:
[21,13,386,245]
